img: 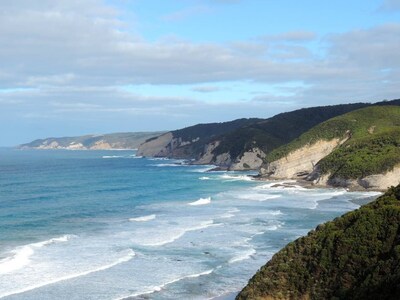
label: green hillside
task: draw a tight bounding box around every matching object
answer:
[137,99,400,164]
[237,184,400,300]
[212,103,370,159]
[319,129,400,179]
[213,99,400,160]
[168,118,262,158]
[266,105,400,179]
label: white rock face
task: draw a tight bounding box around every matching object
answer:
[66,143,85,150]
[38,141,61,149]
[137,132,173,157]
[230,148,266,171]
[214,152,232,166]
[263,138,345,178]
[90,140,112,150]
[312,165,400,191]
[360,166,400,190]
[196,141,220,164]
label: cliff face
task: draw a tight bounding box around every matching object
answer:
[262,106,400,190]
[237,184,400,300]
[137,118,262,162]
[137,101,400,170]
[230,148,266,171]
[261,138,347,179]
[136,132,174,156]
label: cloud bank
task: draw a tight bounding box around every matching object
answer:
[0,0,399,145]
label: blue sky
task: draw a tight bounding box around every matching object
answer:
[0,0,399,145]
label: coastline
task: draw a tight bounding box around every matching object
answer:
[253,176,387,193]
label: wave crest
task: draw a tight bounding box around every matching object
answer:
[188,197,211,206]
[0,234,76,275]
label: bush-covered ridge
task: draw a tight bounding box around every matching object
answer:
[214,99,400,160]
[212,103,371,159]
[237,184,400,300]
[264,106,400,180]
[319,128,400,179]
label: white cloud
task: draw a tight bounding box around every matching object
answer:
[0,0,399,145]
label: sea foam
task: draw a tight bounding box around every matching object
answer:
[0,249,135,299]
[236,193,281,201]
[228,248,256,264]
[115,268,214,300]
[141,220,216,246]
[0,234,75,275]
[188,197,211,206]
[219,174,253,181]
[129,214,156,222]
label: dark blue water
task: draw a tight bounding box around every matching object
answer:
[0,149,380,299]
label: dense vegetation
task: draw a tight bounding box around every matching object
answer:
[214,99,400,160]
[212,103,370,158]
[237,184,400,300]
[137,99,400,163]
[267,105,400,162]
[172,118,262,142]
[319,128,400,179]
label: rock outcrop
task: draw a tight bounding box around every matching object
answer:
[311,165,400,191]
[136,132,174,157]
[262,106,400,191]
[230,148,266,171]
[135,101,400,169]
[261,138,346,178]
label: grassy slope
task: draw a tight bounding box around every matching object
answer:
[266,106,400,179]
[212,103,370,159]
[237,184,400,300]
[139,99,400,161]
[213,99,400,159]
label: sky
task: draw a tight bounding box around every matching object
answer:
[0,0,400,146]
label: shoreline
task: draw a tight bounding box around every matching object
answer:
[252,176,386,193]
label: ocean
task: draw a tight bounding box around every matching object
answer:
[0,149,380,299]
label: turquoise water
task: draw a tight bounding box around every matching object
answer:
[0,149,380,299]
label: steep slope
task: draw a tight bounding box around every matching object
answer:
[263,106,400,190]
[137,118,262,159]
[137,103,372,167]
[138,99,400,170]
[237,184,400,300]
[20,132,165,150]
[211,103,373,170]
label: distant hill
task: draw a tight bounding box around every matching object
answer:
[263,105,400,190]
[237,184,400,300]
[19,131,165,150]
[137,118,262,159]
[138,99,400,170]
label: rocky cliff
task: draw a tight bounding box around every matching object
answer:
[237,184,400,300]
[137,118,263,167]
[138,100,400,170]
[261,138,348,178]
[262,106,400,190]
